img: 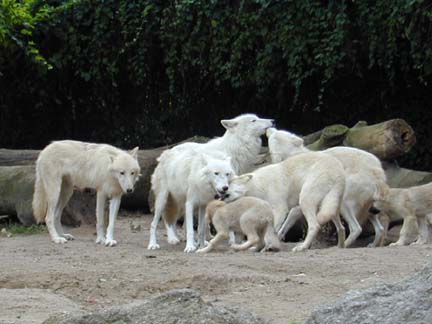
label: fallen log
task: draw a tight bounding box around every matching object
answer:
[0,137,209,225]
[0,166,95,226]
[306,119,416,160]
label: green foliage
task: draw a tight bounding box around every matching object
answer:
[0,0,54,68]
[1,223,47,235]
[1,0,432,168]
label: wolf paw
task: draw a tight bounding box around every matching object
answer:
[184,244,197,253]
[95,237,105,244]
[389,241,405,247]
[167,237,180,245]
[410,239,426,246]
[292,244,307,252]
[147,243,160,250]
[53,237,68,244]
[105,239,117,247]
[63,234,75,241]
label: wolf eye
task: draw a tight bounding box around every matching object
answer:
[252,119,256,122]
[120,171,125,175]
[131,172,135,175]
[214,172,219,175]
[226,173,230,177]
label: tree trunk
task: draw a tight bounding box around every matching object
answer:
[306,119,416,160]
[0,166,95,226]
[0,137,209,225]
[383,161,432,188]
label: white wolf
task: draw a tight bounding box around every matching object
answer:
[225,152,346,252]
[196,196,280,253]
[149,114,274,252]
[266,128,387,247]
[149,150,235,252]
[32,140,140,246]
[372,182,432,246]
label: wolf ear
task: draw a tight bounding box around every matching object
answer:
[230,173,253,185]
[129,147,139,160]
[221,119,238,129]
[266,127,277,138]
[200,152,213,165]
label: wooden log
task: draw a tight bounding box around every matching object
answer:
[306,119,416,160]
[344,119,416,160]
[0,137,209,221]
[0,149,39,166]
[383,161,432,188]
[0,166,95,226]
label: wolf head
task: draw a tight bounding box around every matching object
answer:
[221,114,274,138]
[110,147,141,194]
[266,128,304,163]
[222,174,253,202]
[201,154,235,198]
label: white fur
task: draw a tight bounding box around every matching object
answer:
[225,152,346,252]
[149,149,235,252]
[196,197,280,253]
[149,114,273,252]
[266,128,387,247]
[372,182,432,246]
[168,114,274,174]
[32,140,140,246]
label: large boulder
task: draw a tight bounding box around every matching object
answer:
[305,262,432,324]
[43,288,267,324]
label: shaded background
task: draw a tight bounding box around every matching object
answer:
[1,0,431,169]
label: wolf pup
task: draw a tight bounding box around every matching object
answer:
[196,196,280,253]
[32,140,140,246]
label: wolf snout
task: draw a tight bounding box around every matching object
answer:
[270,119,275,126]
[127,188,133,193]
[222,186,228,192]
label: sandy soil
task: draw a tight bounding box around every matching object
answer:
[1,212,431,324]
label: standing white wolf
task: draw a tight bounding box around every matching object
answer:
[32,140,140,246]
[196,196,280,253]
[149,114,274,252]
[225,152,346,251]
[149,150,235,252]
[266,128,387,247]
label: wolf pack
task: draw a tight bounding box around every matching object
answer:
[32,114,432,253]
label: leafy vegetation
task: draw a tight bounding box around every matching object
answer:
[1,223,47,235]
[1,0,431,168]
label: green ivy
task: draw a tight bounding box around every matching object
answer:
[1,0,432,169]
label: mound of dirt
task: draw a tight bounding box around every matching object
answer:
[43,288,267,324]
[305,262,432,324]
[0,288,82,324]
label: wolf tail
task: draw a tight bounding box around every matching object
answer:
[264,223,281,252]
[32,167,47,223]
[316,182,344,226]
[163,193,178,225]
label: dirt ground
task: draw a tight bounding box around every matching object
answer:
[1,212,431,324]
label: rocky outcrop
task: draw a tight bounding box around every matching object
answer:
[43,289,267,324]
[305,262,432,324]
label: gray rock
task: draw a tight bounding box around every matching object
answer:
[0,288,82,324]
[44,288,267,324]
[305,262,432,324]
